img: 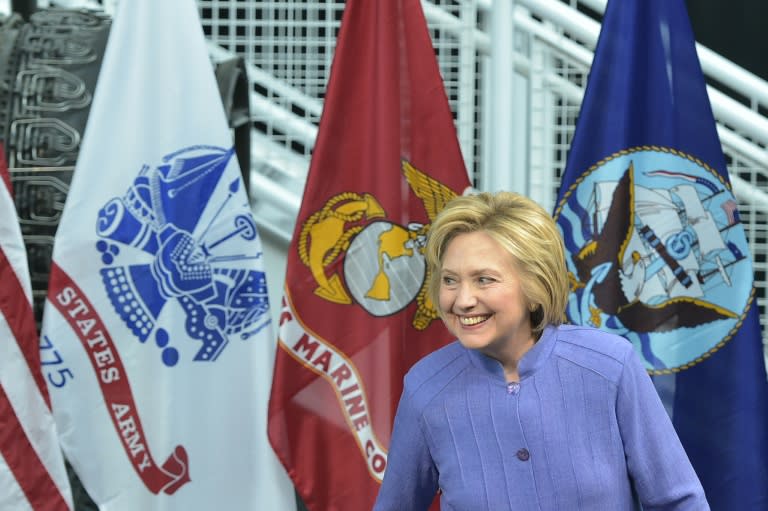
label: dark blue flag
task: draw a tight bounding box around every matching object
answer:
[553,0,768,508]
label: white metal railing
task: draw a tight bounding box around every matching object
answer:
[230,0,768,352]
[245,0,768,246]
[502,0,768,196]
[576,0,768,111]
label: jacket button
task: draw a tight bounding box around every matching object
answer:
[516,448,530,461]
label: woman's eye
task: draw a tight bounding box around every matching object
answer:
[442,276,456,285]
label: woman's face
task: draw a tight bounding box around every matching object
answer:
[438,230,533,359]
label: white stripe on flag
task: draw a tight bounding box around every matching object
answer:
[0,160,73,510]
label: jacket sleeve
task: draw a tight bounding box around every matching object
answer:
[617,345,710,510]
[372,385,439,511]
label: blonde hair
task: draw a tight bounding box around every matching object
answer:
[425,191,569,334]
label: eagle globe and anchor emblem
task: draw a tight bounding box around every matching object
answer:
[94,145,271,367]
[298,160,467,328]
[555,147,754,373]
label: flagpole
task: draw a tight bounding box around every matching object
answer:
[10,0,36,19]
[484,0,521,193]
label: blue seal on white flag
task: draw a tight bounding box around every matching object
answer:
[94,146,270,367]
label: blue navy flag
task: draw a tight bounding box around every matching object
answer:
[553,0,768,508]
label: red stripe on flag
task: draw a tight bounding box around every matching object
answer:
[0,143,12,198]
[0,246,52,410]
[0,384,70,511]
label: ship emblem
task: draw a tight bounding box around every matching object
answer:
[94,146,271,366]
[555,147,753,373]
[298,160,461,330]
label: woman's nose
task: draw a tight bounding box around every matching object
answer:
[454,283,477,309]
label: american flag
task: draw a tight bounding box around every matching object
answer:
[0,143,73,510]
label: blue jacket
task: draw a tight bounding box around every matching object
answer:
[373,324,709,510]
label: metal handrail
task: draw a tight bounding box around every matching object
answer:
[244,2,768,170]
[432,0,768,205]
[478,0,768,157]
[246,0,768,245]
[575,0,768,110]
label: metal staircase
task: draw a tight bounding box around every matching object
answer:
[203,0,768,348]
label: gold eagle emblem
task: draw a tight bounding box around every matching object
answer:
[297,160,459,330]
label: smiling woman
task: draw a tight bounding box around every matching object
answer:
[434,230,545,381]
[426,191,569,340]
[373,191,710,511]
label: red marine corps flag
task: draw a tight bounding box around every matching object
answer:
[267,0,471,510]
